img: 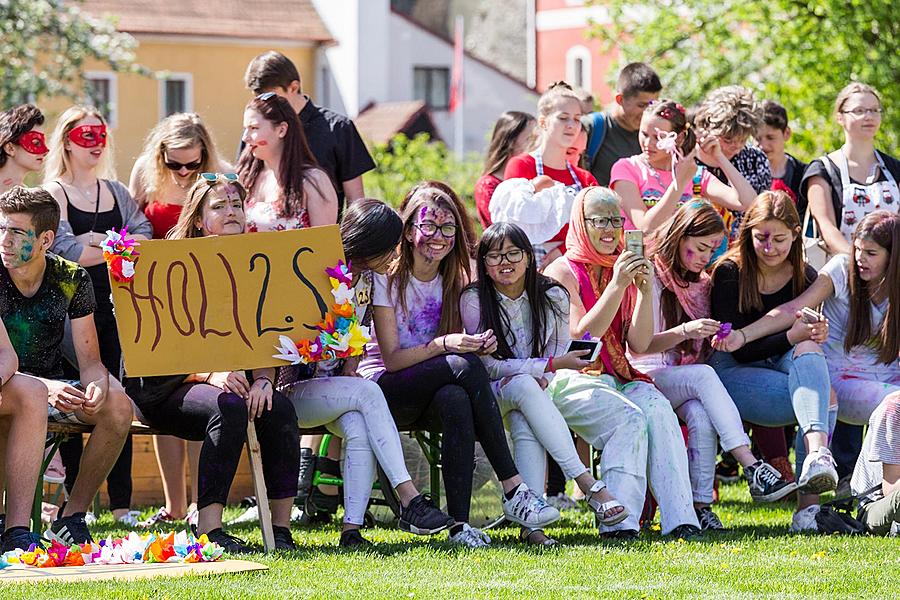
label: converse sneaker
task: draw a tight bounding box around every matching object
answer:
[448,523,491,548]
[204,528,253,553]
[0,527,46,553]
[746,460,798,502]
[797,448,838,494]
[399,494,453,535]
[502,484,560,528]
[790,504,821,533]
[695,506,725,531]
[545,492,578,511]
[48,512,94,545]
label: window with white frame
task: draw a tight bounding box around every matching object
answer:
[413,67,450,110]
[159,74,193,118]
[565,46,591,92]
[84,72,118,128]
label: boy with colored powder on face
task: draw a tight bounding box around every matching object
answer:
[0,105,49,195]
[0,186,133,547]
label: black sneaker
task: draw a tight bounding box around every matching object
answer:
[715,455,740,483]
[1,527,45,552]
[746,460,798,502]
[668,523,703,539]
[339,528,373,549]
[272,525,296,551]
[204,528,253,554]
[599,529,639,540]
[399,494,453,535]
[49,512,94,545]
[694,507,725,531]
[295,447,315,502]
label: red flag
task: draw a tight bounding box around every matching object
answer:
[449,16,464,113]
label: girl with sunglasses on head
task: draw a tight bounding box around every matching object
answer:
[628,201,795,531]
[42,106,152,528]
[0,104,49,195]
[238,92,338,231]
[461,222,628,545]
[360,181,559,548]
[543,186,701,539]
[709,191,838,532]
[610,100,755,236]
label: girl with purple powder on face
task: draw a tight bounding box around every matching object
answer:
[359,181,560,548]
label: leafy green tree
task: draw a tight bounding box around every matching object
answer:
[590,0,898,157]
[0,0,142,108]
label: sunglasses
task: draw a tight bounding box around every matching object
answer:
[200,172,239,184]
[164,157,203,171]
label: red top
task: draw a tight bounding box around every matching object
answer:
[503,154,597,246]
[474,173,502,228]
[144,201,184,239]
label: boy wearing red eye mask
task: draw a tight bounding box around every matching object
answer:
[0,104,48,195]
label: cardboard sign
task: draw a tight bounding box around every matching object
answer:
[111,226,343,376]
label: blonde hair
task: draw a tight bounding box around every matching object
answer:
[693,86,761,141]
[43,106,116,182]
[135,113,220,206]
[834,82,881,118]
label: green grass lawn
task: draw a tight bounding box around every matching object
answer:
[6,482,899,599]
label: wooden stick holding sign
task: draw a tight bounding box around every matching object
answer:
[110,226,344,376]
[246,421,275,552]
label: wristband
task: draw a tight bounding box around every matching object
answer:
[548,357,556,373]
[442,337,448,352]
[680,323,687,337]
[255,375,273,387]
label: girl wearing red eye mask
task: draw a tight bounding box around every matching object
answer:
[42,105,154,528]
[0,104,48,195]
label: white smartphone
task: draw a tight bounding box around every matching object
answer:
[565,339,603,363]
[624,230,644,257]
[800,307,824,324]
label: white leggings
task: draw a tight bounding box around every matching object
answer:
[495,375,589,493]
[546,371,698,535]
[646,364,752,504]
[285,376,412,525]
[830,367,900,426]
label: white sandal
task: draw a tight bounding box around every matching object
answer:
[587,480,629,527]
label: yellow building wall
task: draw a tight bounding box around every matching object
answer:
[42,38,317,182]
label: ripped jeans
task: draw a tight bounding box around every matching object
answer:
[708,348,835,476]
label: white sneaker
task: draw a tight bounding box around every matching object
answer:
[448,523,491,548]
[227,504,305,525]
[790,505,821,533]
[545,492,578,511]
[797,448,839,494]
[116,510,142,528]
[502,483,560,528]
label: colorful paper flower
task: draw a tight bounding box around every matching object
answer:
[331,282,355,305]
[325,259,353,286]
[102,227,140,283]
[715,322,733,341]
[333,302,355,319]
[273,335,303,364]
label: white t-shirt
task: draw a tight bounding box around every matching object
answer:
[357,271,443,381]
[821,254,893,374]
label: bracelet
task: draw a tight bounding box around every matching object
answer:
[547,357,556,373]
[737,329,747,344]
[441,337,448,352]
[680,323,688,337]
[255,375,273,387]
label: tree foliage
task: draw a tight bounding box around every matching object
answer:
[590,0,898,158]
[0,0,142,108]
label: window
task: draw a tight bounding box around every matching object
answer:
[84,72,117,128]
[413,67,450,110]
[565,46,591,92]
[159,74,193,118]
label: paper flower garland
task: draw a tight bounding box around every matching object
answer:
[101,226,140,283]
[273,259,371,364]
[714,322,733,341]
[0,530,224,569]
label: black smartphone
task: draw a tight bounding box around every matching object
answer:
[565,339,602,362]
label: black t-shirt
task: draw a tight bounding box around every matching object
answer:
[124,374,188,411]
[0,253,96,379]
[710,259,817,363]
[582,112,641,187]
[801,151,900,224]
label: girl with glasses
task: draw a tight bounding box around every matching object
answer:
[360,181,559,548]
[543,186,701,539]
[461,221,628,545]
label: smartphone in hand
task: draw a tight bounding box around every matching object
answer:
[565,339,602,363]
[800,307,824,324]
[624,230,644,257]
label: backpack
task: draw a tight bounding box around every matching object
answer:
[585,112,607,165]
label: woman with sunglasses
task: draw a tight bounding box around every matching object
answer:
[361,181,559,548]
[238,92,338,231]
[461,222,628,545]
[43,106,152,528]
[0,104,49,195]
[543,186,701,539]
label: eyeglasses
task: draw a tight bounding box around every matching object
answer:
[584,216,625,229]
[415,222,457,238]
[164,157,203,171]
[841,108,883,118]
[484,249,526,267]
[201,172,239,184]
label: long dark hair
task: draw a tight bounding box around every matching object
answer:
[652,201,724,354]
[846,211,900,363]
[237,93,327,218]
[482,111,535,176]
[714,190,807,313]
[390,181,471,336]
[468,222,567,359]
[340,198,402,263]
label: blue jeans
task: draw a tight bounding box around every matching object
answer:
[708,349,833,475]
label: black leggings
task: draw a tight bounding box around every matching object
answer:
[138,383,300,509]
[378,353,518,523]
